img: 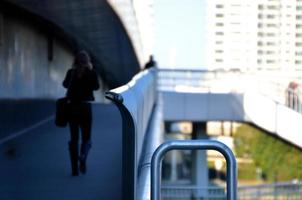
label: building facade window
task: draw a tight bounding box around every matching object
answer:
[216,14,224,18]
[296,42,302,47]
[267,32,275,37]
[267,5,278,10]
[266,50,275,55]
[267,42,276,46]
[267,23,277,28]
[295,51,302,56]
[258,23,263,28]
[258,5,264,10]
[296,33,302,37]
[258,14,263,19]
[296,24,302,28]
[267,14,275,19]
[215,32,224,36]
[295,60,302,64]
[266,60,275,64]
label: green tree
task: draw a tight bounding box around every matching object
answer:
[234,124,302,182]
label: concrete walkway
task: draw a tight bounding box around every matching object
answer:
[0,104,122,200]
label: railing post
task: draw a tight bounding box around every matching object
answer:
[151,140,237,200]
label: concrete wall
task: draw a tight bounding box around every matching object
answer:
[0,12,73,98]
[162,92,245,122]
[0,11,103,140]
[0,12,71,139]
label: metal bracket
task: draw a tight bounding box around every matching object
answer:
[105,91,124,104]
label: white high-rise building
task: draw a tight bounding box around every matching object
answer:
[205,0,302,72]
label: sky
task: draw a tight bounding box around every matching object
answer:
[154,0,206,69]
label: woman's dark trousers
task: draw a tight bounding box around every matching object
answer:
[68,102,92,175]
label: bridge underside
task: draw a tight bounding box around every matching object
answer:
[162,91,302,149]
[2,0,141,88]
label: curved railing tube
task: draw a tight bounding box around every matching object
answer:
[105,69,157,200]
[105,92,136,200]
[151,140,237,200]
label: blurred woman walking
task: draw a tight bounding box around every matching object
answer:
[63,50,100,176]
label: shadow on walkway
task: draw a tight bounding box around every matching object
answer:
[0,103,122,200]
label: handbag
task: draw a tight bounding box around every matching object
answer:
[55,70,74,127]
[55,97,70,127]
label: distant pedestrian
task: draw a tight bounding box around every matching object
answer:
[63,50,100,176]
[286,81,299,109]
[144,55,157,69]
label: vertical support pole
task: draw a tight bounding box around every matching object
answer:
[221,121,225,136]
[230,122,233,137]
[192,123,208,198]
[170,150,177,182]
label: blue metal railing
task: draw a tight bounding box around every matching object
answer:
[106,68,158,200]
[161,181,302,200]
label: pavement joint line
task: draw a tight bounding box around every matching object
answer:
[0,115,55,145]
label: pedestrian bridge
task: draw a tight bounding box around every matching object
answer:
[1,68,302,200]
[162,91,302,148]
[2,0,302,199]
[159,69,302,148]
[105,68,302,199]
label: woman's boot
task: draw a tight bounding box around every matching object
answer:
[68,141,79,176]
[79,141,91,174]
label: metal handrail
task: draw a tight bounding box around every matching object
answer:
[105,91,136,200]
[151,140,237,200]
[161,181,302,199]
